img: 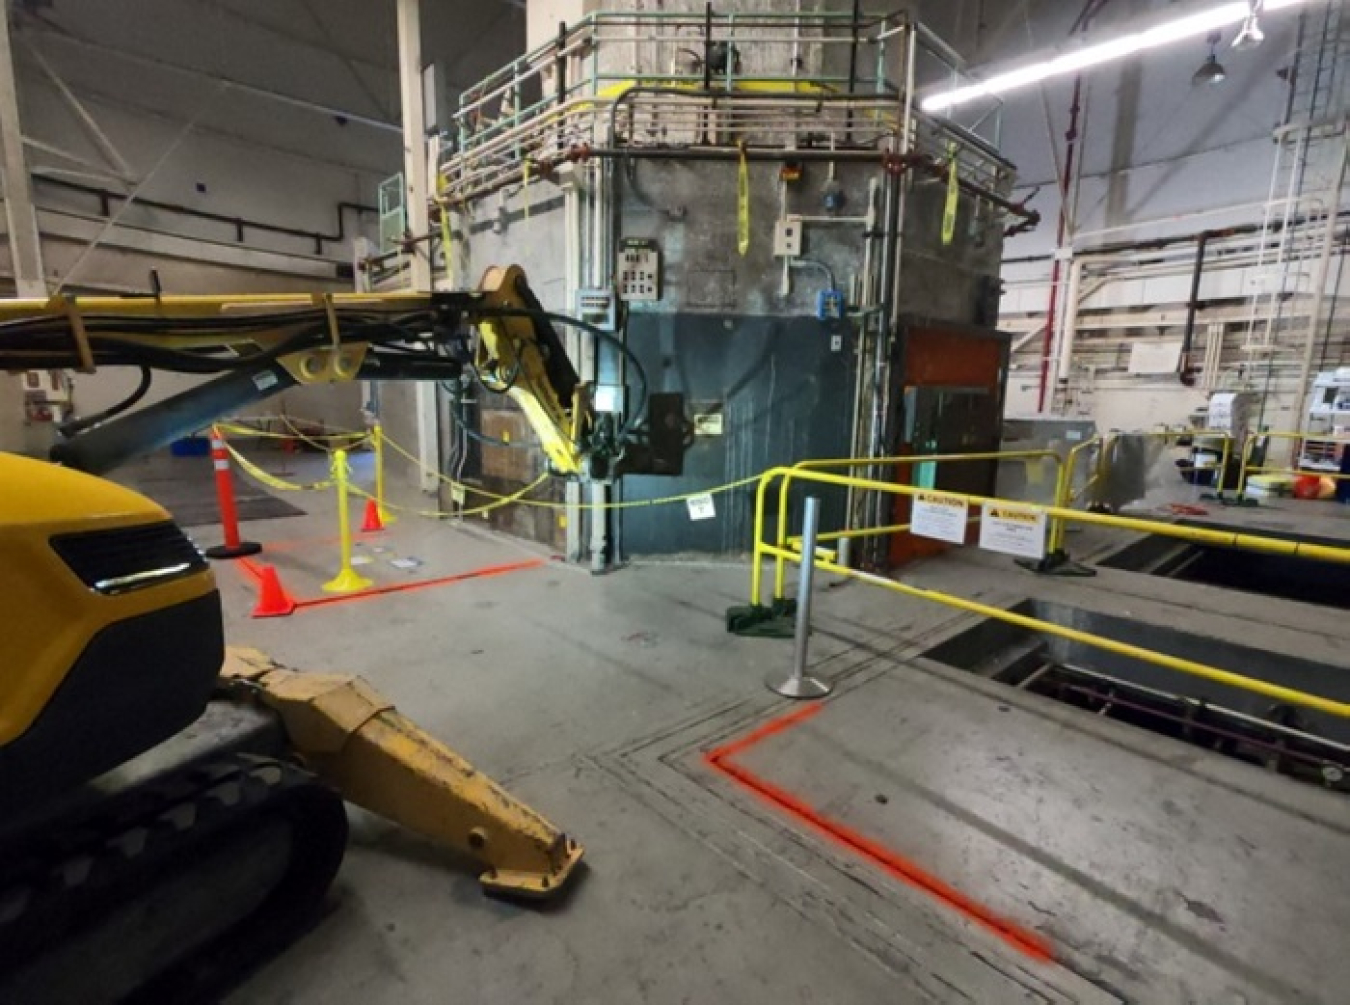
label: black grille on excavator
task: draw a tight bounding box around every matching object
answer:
[51,521,208,594]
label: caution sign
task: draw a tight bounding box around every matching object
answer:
[911,491,970,544]
[979,504,1047,560]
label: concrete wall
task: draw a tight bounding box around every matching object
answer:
[437,142,1008,552]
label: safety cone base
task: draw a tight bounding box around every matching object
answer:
[206,541,263,560]
[322,567,374,594]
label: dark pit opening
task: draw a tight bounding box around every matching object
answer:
[1100,531,1350,611]
[926,600,1350,793]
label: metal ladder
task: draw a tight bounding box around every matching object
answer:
[1242,3,1350,369]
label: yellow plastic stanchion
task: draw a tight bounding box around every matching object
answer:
[373,422,396,525]
[323,448,374,594]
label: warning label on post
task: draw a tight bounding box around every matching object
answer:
[979,504,1047,560]
[911,492,970,544]
[686,493,716,521]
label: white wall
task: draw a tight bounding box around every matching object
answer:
[986,0,1347,432]
[0,0,526,454]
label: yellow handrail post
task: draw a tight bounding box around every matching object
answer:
[1217,434,1232,498]
[1237,433,1258,500]
[323,448,374,594]
[373,422,397,525]
[1047,449,1074,556]
[774,465,792,603]
[751,473,772,607]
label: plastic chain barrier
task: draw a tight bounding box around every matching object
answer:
[219,421,761,516]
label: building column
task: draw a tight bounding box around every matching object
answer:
[396,0,439,493]
[0,10,45,298]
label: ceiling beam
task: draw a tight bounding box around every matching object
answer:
[191,0,396,71]
[0,8,46,296]
[20,70,393,178]
[19,23,402,133]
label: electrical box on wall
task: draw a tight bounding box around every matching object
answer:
[575,288,618,331]
[773,216,803,257]
[815,289,845,321]
[618,238,662,302]
[576,288,622,414]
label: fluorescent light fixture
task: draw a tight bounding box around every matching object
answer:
[922,0,1308,112]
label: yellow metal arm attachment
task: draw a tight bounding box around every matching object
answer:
[472,265,588,476]
[221,647,583,899]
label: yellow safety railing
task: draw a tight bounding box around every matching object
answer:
[763,449,1065,608]
[1045,429,1234,556]
[1147,428,1234,488]
[1093,428,1232,496]
[1048,435,1102,554]
[753,465,1350,605]
[751,465,1350,721]
[1238,430,1350,499]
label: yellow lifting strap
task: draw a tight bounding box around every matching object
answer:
[46,295,95,373]
[439,204,454,287]
[220,647,584,898]
[942,141,960,246]
[435,172,454,287]
[737,141,750,257]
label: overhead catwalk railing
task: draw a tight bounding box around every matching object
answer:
[437,8,1020,214]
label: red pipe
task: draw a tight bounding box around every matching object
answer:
[204,425,261,560]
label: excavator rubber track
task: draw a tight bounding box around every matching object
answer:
[0,749,348,1005]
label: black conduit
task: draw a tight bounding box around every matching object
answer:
[1179,231,1211,386]
[34,176,376,256]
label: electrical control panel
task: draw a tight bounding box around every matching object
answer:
[618,238,662,302]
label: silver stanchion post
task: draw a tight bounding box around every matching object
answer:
[766,495,833,699]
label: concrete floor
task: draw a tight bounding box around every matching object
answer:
[133,453,1350,1004]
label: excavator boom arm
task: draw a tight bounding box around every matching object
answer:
[0,269,589,476]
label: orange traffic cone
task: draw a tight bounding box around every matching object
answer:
[360,497,384,533]
[252,564,296,618]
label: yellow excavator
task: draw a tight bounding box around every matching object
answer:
[0,266,672,1002]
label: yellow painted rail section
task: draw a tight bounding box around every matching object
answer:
[1044,429,1232,552]
[754,465,1350,607]
[1239,430,1350,498]
[752,464,1350,722]
[1048,435,1102,553]
[767,449,1064,603]
[760,540,1350,721]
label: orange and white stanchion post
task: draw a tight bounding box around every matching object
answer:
[204,425,262,560]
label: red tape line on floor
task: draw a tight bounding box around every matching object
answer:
[705,705,1056,964]
[295,558,545,608]
[234,555,546,608]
